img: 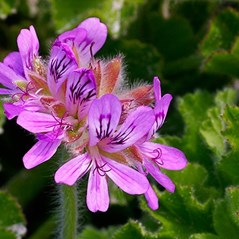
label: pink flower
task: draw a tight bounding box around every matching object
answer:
[55,94,155,212]
[0,18,188,212]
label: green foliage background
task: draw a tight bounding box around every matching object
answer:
[1,0,239,238]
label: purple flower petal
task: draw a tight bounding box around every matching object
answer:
[88,94,122,146]
[55,18,107,67]
[65,69,96,119]
[3,52,24,77]
[103,156,149,195]
[17,26,39,72]
[102,106,155,153]
[144,158,175,193]
[87,164,109,212]
[55,153,92,186]
[47,43,78,100]
[153,76,161,102]
[77,18,107,66]
[37,129,65,141]
[17,111,60,133]
[56,27,87,46]
[144,185,159,210]
[139,142,187,170]
[23,139,62,169]
[153,93,172,131]
[0,89,14,95]
[0,62,25,89]
[3,103,24,119]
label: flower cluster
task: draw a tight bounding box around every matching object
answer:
[0,18,187,212]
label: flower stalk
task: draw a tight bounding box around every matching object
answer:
[58,147,78,239]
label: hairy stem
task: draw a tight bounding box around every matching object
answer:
[58,147,78,239]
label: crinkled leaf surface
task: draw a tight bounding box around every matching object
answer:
[112,220,155,239]
[225,186,239,227]
[78,226,118,239]
[200,9,239,77]
[200,89,237,158]
[200,107,225,158]
[200,8,239,57]
[213,196,239,238]
[173,91,214,168]
[140,164,216,239]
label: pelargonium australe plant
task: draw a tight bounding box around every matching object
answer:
[0,18,187,216]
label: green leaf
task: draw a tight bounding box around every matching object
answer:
[78,226,118,239]
[200,88,237,158]
[202,50,239,77]
[213,198,239,238]
[145,14,196,60]
[0,191,26,238]
[163,54,202,77]
[222,105,239,149]
[49,0,145,38]
[171,1,216,34]
[164,163,208,187]
[225,186,239,227]
[214,88,238,107]
[190,233,219,239]
[200,9,239,77]
[141,182,215,239]
[112,220,154,239]
[176,91,214,167]
[0,0,17,19]
[200,107,225,158]
[217,150,239,186]
[178,91,213,133]
[200,8,239,57]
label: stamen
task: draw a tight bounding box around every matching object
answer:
[50,112,73,138]
[152,148,164,166]
[12,82,35,102]
[93,162,111,177]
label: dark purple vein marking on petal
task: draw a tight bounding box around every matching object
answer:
[49,54,73,83]
[69,72,96,105]
[110,123,136,145]
[154,111,165,132]
[78,41,95,60]
[96,114,113,140]
[69,158,93,179]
